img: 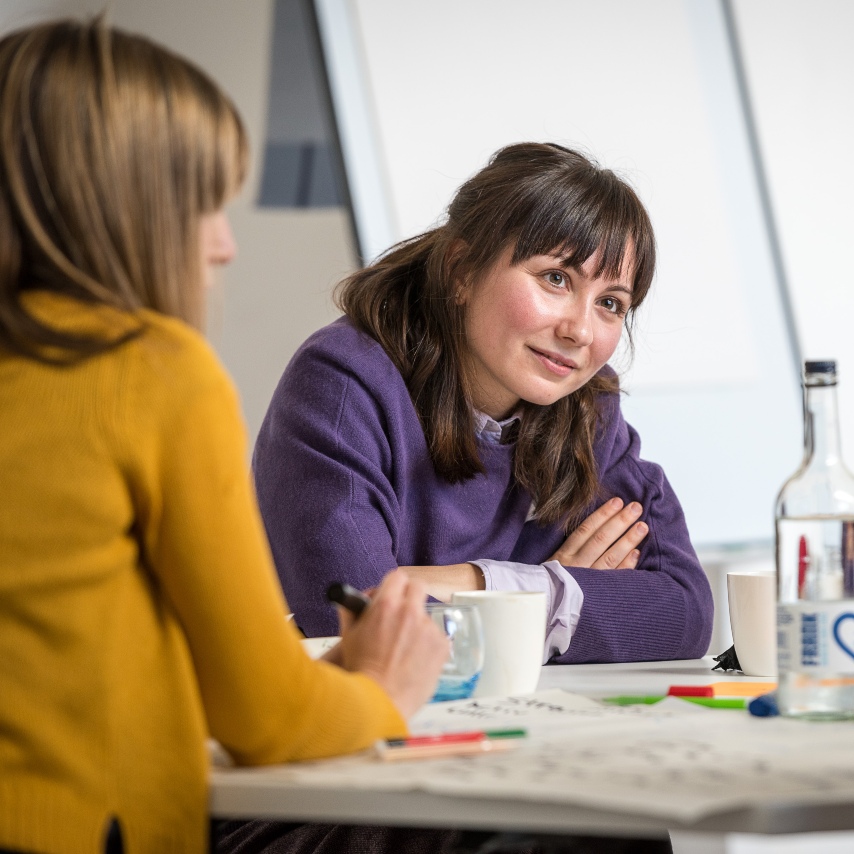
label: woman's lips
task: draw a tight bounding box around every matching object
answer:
[530,347,577,376]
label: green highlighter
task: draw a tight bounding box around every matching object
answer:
[602,696,748,709]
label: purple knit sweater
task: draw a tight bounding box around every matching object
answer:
[253,318,713,663]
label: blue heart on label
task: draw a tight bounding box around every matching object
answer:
[832,613,854,659]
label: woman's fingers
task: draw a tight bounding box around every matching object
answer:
[556,497,626,559]
[620,548,642,570]
[335,604,355,635]
[334,570,449,719]
[589,522,648,570]
[549,499,618,565]
[551,498,646,569]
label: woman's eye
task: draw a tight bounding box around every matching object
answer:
[545,271,566,288]
[600,297,625,315]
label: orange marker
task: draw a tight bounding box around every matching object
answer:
[709,681,777,698]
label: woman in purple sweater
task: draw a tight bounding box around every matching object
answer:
[253,142,713,665]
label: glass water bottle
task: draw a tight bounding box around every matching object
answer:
[776,360,854,719]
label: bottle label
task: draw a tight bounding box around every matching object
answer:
[777,601,854,675]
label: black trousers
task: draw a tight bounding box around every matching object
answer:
[213,820,674,854]
[0,817,124,854]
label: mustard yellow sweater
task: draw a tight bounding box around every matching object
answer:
[0,293,406,854]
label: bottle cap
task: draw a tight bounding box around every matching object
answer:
[804,360,837,374]
[804,361,838,386]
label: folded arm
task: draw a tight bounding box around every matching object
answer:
[551,392,714,663]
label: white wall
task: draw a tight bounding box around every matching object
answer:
[0,0,356,444]
[734,0,854,459]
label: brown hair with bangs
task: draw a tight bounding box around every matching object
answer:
[0,16,248,362]
[336,142,656,527]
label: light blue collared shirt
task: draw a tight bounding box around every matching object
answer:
[472,408,521,445]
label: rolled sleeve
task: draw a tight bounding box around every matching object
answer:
[469,559,584,663]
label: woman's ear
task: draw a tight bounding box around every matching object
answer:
[445,238,470,305]
[454,282,468,306]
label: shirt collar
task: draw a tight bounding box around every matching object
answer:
[473,408,522,444]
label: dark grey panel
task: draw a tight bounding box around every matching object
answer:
[259,141,342,207]
[260,0,344,208]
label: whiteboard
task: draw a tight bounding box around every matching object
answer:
[313,0,803,549]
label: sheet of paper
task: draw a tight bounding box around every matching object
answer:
[214,690,854,823]
[408,689,709,736]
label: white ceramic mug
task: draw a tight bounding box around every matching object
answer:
[726,570,777,677]
[451,590,547,697]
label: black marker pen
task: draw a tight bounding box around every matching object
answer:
[326,582,371,618]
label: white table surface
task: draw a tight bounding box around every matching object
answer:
[535,656,775,696]
[209,658,854,839]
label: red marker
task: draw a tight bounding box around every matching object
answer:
[798,535,809,598]
[376,729,527,762]
[386,732,485,748]
[667,685,714,698]
[384,729,527,748]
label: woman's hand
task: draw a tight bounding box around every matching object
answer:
[332,570,449,719]
[550,497,648,570]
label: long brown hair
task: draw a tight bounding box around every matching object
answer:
[0,17,248,362]
[336,143,656,528]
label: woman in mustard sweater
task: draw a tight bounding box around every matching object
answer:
[0,18,448,854]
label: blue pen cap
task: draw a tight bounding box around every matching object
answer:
[747,692,779,717]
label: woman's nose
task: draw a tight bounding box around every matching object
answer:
[207,212,237,266]
[557,302,593,346]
